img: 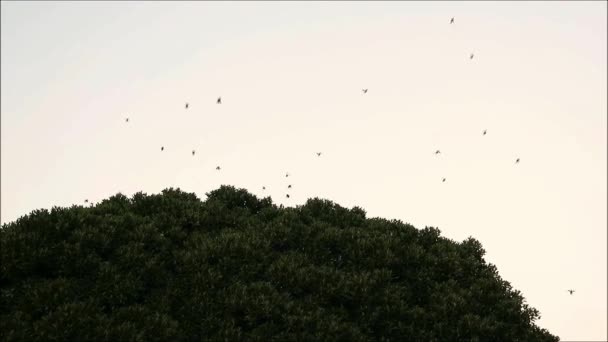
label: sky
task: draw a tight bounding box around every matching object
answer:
[1,1,606,340]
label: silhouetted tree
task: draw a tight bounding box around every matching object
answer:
[0,185,559,341]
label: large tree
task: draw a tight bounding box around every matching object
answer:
[1,186,558,341]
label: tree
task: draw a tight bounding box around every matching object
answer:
[0,185,559,341]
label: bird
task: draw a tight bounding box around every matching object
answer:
[442,178,446,182]
[483,129,487,135]
[262,186,266,190]
[84,199,89,203]
[316,152,322,157]
[450,17,454,24]
[185,103,189,109]
[515,158,520,164]
[217,97,222,104]
[161,146,164,151]
[216,166,221,170]
[286,194,290,198]
[567,289,575,295]
[286,172,289,178]
[125,118,129,123]
[362,89,368,94]
[435,150,441,155]
[470,53,475,59]
[192,150,196,156]
[288,185,292,189]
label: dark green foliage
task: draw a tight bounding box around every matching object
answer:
[0,185,558,341]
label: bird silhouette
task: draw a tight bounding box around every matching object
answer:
[442,178,446,182]
[435,150,441,155]
[316,152,322,157]
[470,53,475,59]
[567,289,575,295]
[262,186,266,190]
[192,150,196,156]
[483,129,487,135]
[185,103,189,109]
[450,17,454,24]
[84,199,88,203]
[288,185,292,189]
[217,97,222,104]
[515,158,520,164]
[216,166,221,170]
[362,89,368,94]
[161,146,164,151]
[286,172,289,178]
[286,194,290,198]
[125,118,129,123]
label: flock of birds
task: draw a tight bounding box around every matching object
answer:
[123,94,308,200]
[88,17,577,295]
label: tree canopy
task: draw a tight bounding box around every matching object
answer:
[0,186,558,341]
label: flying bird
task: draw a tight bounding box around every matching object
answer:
[316,152,322,157]
[483,129,487,135]
[442,178,446,182]
[450,17,454,24]
[288,185,292,189]
[216,166,221,170]
[435,150,441,155]
[515,158,520,164]
[567,289,575,295]
[286,194,290,198]
[262,186,266,190]
[286,172,289,178]
[161,146,164,151]
[362,89,368,94]
[470,53,475,59]
[125,118,129,123]
[217,97,222,104]
[192,150,196,156]
[185,103,189,109]
[84,199,89,203]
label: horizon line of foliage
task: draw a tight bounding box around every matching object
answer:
[1,185,558,341]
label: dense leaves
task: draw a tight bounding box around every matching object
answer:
[0,186,558,341]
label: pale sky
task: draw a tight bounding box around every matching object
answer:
[1,1,606,340]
